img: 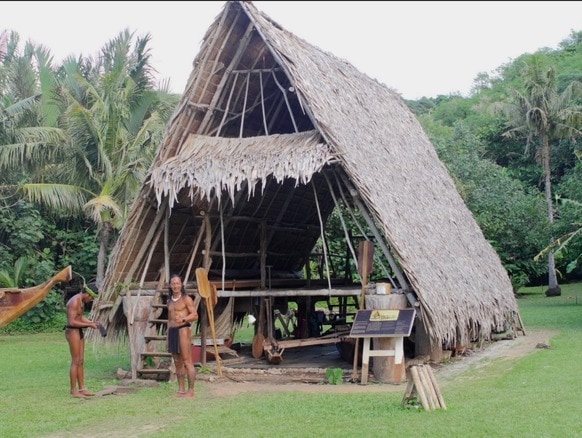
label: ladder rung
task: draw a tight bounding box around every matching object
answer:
[145,336,167,341]
[148,319,168,324]
[137,368,171,375]
[152,303,166,308]
[141,352,172,358]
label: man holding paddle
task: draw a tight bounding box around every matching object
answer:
[167,273,198,398]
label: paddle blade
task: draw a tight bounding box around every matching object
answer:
[195,267,212,298]
[357,241,374,280]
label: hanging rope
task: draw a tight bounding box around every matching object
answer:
[323,171,359,275]
[311,181,332,290]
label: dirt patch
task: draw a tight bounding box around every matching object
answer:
[198,328,556,398]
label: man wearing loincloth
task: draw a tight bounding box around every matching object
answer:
[64,284,99,398]
[167,273,198,398]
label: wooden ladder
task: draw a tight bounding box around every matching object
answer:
[137,285,172,380]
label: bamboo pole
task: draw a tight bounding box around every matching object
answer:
[403,365,446,411]
[312,181,331,290]
[164,206,170,284]
[183,220,206,286]
[410,365,431,411]
[198,20,255,135]
[419,365,437,410]
[425,365,447,410]
[336,169,409,291]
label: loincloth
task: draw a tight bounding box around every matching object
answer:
[64,326,84,339]
[167,323,191,353]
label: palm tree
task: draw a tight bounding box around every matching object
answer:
[41,29,173,289]
[0,31,68,209]
[503,55,582,296]
[1,29,176,290]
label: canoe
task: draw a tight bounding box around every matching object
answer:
[0,266,72,328]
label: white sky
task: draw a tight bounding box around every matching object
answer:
[3,1,581,100]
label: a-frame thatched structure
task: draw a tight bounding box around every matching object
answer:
[90,1,520,375]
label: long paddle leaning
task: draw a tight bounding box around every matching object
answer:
[351,241,374,381]
[195,267,222,376]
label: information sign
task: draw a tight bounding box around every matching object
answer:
[349,308,416,337]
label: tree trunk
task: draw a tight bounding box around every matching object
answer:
[96,221,112,292]
[541,132,561,297]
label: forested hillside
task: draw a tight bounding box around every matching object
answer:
[405,30,582,292]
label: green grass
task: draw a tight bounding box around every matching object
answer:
[1,283,581,437]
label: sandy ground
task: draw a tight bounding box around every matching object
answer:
[201,328,556,398]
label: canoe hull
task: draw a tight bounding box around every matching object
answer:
[0,266,72,328]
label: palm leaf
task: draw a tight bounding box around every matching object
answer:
[22,183,89,213]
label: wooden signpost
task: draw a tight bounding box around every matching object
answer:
[349,308,416,385]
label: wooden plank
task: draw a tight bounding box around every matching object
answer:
[137,368,171,375]
[360,337,371,384]
[276,336,344,349]
[130,278,357,291]
[218,288,362,298]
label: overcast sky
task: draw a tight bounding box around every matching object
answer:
[3,1,581,100]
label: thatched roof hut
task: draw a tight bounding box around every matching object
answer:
[90,1,519,366]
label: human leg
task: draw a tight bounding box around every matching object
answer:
[172,353,186,397]
[168,326,186,396]
[178,326,196,398]
[77,339,94,396]
[66,329,86,398]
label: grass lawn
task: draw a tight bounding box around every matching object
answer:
[1,283,581,437]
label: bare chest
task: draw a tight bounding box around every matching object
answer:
[168,296,187,312]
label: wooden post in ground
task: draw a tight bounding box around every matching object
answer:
[122,295,153,380]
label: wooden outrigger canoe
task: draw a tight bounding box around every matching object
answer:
[0,266,72,328]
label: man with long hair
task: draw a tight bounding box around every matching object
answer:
[167,273,198,398]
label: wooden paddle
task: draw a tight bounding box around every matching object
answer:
[251,298,266,358]
[195,267,222,376]
[263,297,283,364]
[352,241,374,381]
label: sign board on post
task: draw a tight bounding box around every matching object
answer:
[349,308,416,384]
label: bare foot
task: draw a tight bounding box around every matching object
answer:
[79,389,95,396]
[181,390,194,398]
[172,391,185,398]
[71,391,88,398]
